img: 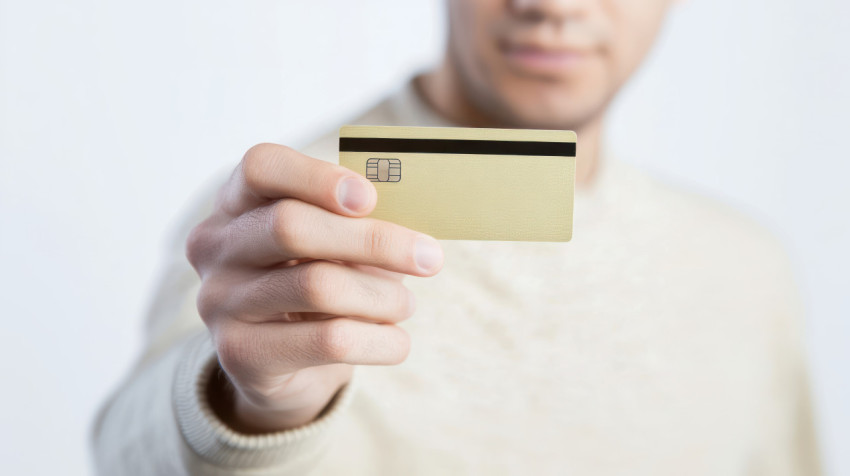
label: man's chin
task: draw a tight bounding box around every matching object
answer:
[496,105,601,131]
[486,87,606,130]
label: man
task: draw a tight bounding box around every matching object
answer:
[92,1,821,474]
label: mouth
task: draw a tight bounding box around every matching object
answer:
[499,41,590,77]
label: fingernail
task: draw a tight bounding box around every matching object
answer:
[338,177,371,213]
[414,236,443,273]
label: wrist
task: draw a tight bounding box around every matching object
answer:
[205,365,341,435]
[231,393,325,434]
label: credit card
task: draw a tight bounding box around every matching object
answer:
[338,125,576,242]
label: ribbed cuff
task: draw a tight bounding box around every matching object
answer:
[172,331,358,470]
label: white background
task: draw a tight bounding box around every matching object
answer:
[1,0,847,474]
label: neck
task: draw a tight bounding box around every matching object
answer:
[415,58,603,189]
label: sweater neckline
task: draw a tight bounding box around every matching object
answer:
[387,76,619,205]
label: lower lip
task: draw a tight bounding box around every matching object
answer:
[502,47,586,75]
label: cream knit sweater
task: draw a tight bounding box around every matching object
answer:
[91,80,821,475]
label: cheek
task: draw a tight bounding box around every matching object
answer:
[451,5,505,83]
[606,4,669,86]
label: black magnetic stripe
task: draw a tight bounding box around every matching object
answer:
[339,137,576,157]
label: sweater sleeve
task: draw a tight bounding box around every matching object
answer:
[778,306,822,476]
[752,239,823,476]
[90,175,359,475]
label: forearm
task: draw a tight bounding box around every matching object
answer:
[92,330,359,476]
[91,332,198,475]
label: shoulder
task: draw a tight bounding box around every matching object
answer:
[298,91,405,164]
[620,161,798,296]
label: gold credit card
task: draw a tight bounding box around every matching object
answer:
[339,125,576,242]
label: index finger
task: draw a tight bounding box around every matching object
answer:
[217,143,377,217]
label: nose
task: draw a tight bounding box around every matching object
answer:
[508,0,585,23]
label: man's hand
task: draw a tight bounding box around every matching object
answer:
[186,143,443,434]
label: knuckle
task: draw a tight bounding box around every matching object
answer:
[356,279,384,312]
[294,261,337,308]
[185,220,214,270]
[195,281,225,325]
[245,270,290,315]
[271,199,308,255]
[227,206,265,244]
[214,326,252,373]
[243,142,278,164]
[363,223,394,261]
[241,143,279,192]
[315,319,354,362]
